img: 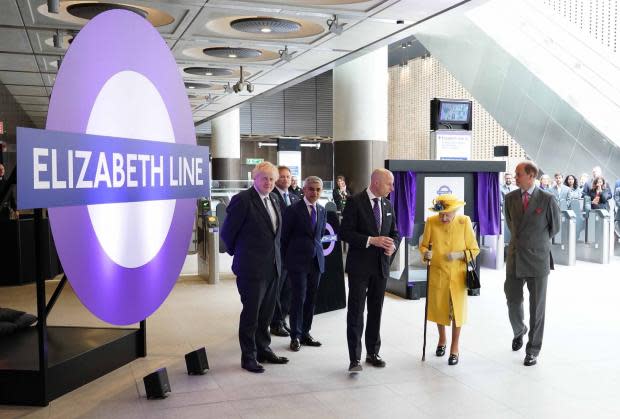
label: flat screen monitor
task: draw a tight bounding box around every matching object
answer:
[439,101,470,123]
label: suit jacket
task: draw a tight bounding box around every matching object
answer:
[505,187,560,278]
[340,190,400,278]
[332,188,353,212]
[274,188,300,213]
[221,187,282,279]
[281,199,327,273]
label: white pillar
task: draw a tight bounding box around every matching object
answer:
[211,108,241,179]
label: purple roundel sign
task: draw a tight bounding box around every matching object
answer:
[46,11,196,325]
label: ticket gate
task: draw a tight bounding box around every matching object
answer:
[576,209,610,264]
[550,210,576,266]
[197,199,220,283]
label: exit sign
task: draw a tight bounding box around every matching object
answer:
[245,158,264,165]
[0,121,4,135]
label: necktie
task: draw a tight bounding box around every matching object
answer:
[522,192,529,210]
[264,197,276,231]
[372,198,381,230]
[310,205,317,229]
[284,192,291,206]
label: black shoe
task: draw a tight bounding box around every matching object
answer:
[435,345,446,357]
[365,354,386,368]
[524,354,537,366]
[257,352,289,364]
[241,361,265,373]
[512,335,523,351]
[290,338,301,352]
[348,361,362,372]
[283,322,291,334]
[300,335,322,347]
[448,353,459,366]
[270,325,290,337]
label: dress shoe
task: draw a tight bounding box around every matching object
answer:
[300,335,322,347]
[448,353,459,366]
[512,335,523,351]
[257,352,289,364]
[270,325,290,337]
[283,322,291,334]
[290,338,301,352]
[241,361,265,373]
[348,361,362,372]
[365,354,386,368]
[524,354,537,366]
[435,345,446,357]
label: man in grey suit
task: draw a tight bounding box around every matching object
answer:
[549,173,570,209]
[504,161,560,366]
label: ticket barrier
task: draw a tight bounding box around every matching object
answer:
[576,209,610,264]
[197,199,220,283]
[550,210,576,266]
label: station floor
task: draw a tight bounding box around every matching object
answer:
[1,256,619,419]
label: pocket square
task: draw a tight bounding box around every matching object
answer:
[535,207,543,214]
[386,212,392,216]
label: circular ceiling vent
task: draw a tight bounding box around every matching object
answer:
[185,82,212,90]
[203,47,262,59]
[67,3,148,20]
[184,67,233,77]
[230,17,302,34]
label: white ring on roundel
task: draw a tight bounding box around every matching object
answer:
[86,71,176,268]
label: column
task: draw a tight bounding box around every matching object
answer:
[333,46,388,193]
[211,108,241,180]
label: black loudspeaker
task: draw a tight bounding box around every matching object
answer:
[494,145,509,157]
[185,347,209,375]
[143,368,171,399]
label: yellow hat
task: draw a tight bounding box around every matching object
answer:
[429,194,466,213]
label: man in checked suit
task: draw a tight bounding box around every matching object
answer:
[281,176,327,352]
[270,165,300,337]
[340,168,400,372]
[221,162,289,373]
[504,161,560,367]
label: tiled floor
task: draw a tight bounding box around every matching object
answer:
[1,257,620,419]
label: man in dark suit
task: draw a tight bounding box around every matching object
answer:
[281,176,327,352]
[221,162,289,373]
[504,161,560,366]
[270,165,300,337]
[340,168,400,372]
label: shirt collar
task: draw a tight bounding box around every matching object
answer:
[366,188,380,201]
[303,196,315,208]
[276,186,288,196]
[521,185,536,195]
[253,185,270,200]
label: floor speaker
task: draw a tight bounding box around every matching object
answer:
[185,347,209,375]
[143,368,171,399]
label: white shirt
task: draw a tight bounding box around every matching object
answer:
[365,188,390,249]
[254,186,277,231]
[303,196,317,218]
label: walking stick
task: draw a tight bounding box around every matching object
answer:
[422,243,432,361]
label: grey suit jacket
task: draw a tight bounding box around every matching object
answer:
[505,187,561,278]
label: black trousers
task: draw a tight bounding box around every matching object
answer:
[270,268,291,327]
[346,273,387,362]
[289,263,321,340]
[236,266,277,363]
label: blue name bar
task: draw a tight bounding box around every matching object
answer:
[17,127,210,209]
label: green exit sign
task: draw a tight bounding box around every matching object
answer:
[245,158,264,165]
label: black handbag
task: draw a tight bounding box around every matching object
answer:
[464,249,480,290]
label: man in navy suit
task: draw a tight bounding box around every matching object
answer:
[221,162,289,373]
[281,176,327,352]
[270,166,300,337]
[340,168,400,372]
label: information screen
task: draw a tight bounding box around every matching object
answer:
[439,102,470,123]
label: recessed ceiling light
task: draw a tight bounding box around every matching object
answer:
[260,27,272,33]
[205,72,213,76]
[188,86,195,89]
[228,54,237,58]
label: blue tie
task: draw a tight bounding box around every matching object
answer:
[310,205,317,229]
[284,192,291,206]
[373,198,381,231]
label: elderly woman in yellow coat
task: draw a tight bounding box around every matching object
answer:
[419,194,479,365]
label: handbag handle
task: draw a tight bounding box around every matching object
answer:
[463,249,476,270]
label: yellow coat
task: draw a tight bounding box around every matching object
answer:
[419,214,479,327]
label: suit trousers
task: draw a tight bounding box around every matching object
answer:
[504,270,548,356]
[346,273,387,362]
[288,263,321,340]
[270,268,291,328]
[236,266,277,363]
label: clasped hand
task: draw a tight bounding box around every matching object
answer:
[370,236,395,256]
[423,251,463,261]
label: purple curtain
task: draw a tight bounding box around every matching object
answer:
[475,172,500,235]
[390,171,416,238]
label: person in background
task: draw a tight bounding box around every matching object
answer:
[614,178,620,224]
[281,176,327,353]
[539,174,551,190]
[332,175,353,212]
[419,194,480,366]
[0,163,17,220]
[582,166,604,198]
[500,173,518,204]
[340,169,399,373]
[587,176,611,210]
[289,176,303,198]
[504,161,560,367]
[549,173,570,208]
[221,162,289,373]
[563,174,581,202]
[579,173,589,189]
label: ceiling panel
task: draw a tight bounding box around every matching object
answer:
[20,103,49,112]
[12,95,49,105]
[0,28,32,53]
[0,53,39,72]
[0,0,22,26]
[0,70,45,86]
[5,84,48,96]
